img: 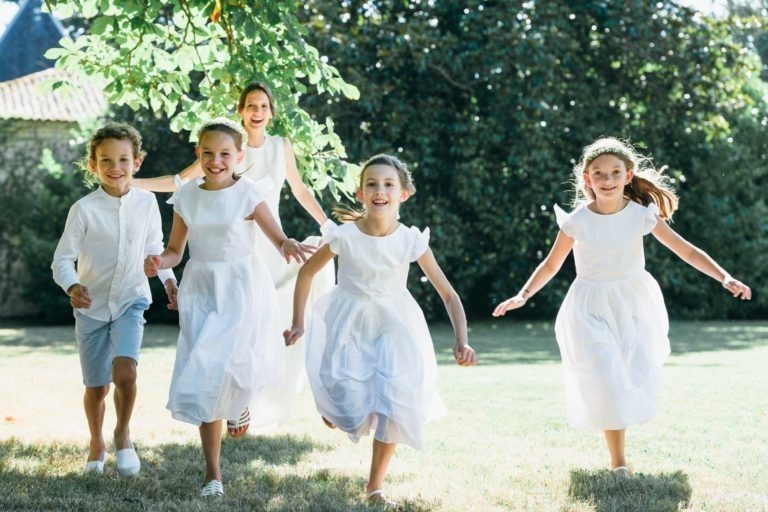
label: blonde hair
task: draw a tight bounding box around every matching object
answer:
[573,137,678,220]
[333,154,416,223]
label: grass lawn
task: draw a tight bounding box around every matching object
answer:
[1,320,767,511]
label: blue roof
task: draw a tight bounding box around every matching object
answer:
[0,0,68,82]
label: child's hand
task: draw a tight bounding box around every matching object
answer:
[164,279,179,310]
[280,239,317,264]
[283,325,304,346]
[492,294,527,317]
[144,255,162,277]
[67,284,92,309]
[454,342,477,366]
[722,277,752,300]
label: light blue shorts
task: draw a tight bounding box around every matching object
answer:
[74,298,149,387]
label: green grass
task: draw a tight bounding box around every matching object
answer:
[1,321,767,511]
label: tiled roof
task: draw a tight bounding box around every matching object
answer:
[0,0,68,82]
[0,67,107,122]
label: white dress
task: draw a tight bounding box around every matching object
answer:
[235,135,335,432]
[166,178,285,425]
[305,222,446,450]
[554,201,670,431]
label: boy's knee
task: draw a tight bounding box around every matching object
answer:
[86,384,110,401]
[112,357,137,387]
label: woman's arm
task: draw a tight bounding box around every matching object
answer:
[283,139,328,226]
[133,160,204,193]
[492,230,574,316]
[283,244,335,345]
[651,218,751,299]
[417,248,477,366]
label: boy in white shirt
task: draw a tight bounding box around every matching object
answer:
[52,123,177,476]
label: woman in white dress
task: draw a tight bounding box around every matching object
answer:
[493,137,751,476]
[136,83,334,435]
[144,118,314,496]
[283,155,477,504]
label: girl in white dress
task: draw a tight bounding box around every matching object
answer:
[493,137,751,476]
[136,82,333,436]
[283,154,478,504]
[144,118,313,497]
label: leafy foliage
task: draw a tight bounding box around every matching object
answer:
[43,0,360,199]
[300,0,768,319]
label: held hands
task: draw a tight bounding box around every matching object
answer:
[492,293,527,317]
[454,341,477,366]
[280,238,316,264]
[722,276,752,300]
[283,325,304,346]
[67,284,92,309]
[164,279,179,310]
[144,255,162,277]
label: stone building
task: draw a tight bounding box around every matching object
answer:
[0,0,106,317]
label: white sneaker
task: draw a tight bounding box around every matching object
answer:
[115,442,141,477]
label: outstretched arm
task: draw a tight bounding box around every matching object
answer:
[284,139,328,226]
[246,202,316,263]
[283,244,335,346]
[651,218,751,299]
[492,230,574,317]
[417,249,477,366]
[144,213,189,275]
[133,160,204,193]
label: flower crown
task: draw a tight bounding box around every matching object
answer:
[583,145,635,165]
[197,116,248,142]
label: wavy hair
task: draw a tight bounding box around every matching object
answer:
[333,154,416,223]
[573,137,678,220]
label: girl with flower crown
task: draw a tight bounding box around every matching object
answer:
[284,154,477,504]
[493,137,751,476]
[144,118,314,497]
[136,83,334,438]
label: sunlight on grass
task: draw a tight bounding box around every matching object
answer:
[1,321,767,511]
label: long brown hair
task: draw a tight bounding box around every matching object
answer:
[573,137,678,220]
[333,154,416,222]
[237,82,276,117]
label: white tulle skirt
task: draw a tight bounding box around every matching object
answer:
[305,287,446,450]
[555,271,670,431]
[167,254,284,425]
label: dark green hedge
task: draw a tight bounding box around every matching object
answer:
[4,0,766,323]
[296,0,767,320]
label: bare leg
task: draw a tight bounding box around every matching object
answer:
[200,420,223,482]
[84,385,109,462]
[112,357,137,450]
[603,429,627,469]
[365,439,396,497]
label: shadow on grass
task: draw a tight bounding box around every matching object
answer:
[0,437,434,511]
[0,324,180,355]
[431,320,768,366]
[567,468,692,512]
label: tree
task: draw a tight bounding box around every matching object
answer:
[300,0,768,319]
[43,0,360,198]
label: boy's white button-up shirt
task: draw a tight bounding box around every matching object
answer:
[52,186,175,322]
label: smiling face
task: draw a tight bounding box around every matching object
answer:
[89,138,142,197]
[583,154,634,202]
[238,89,273,135]
[356,164,411,219]
[195,130,244,190]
